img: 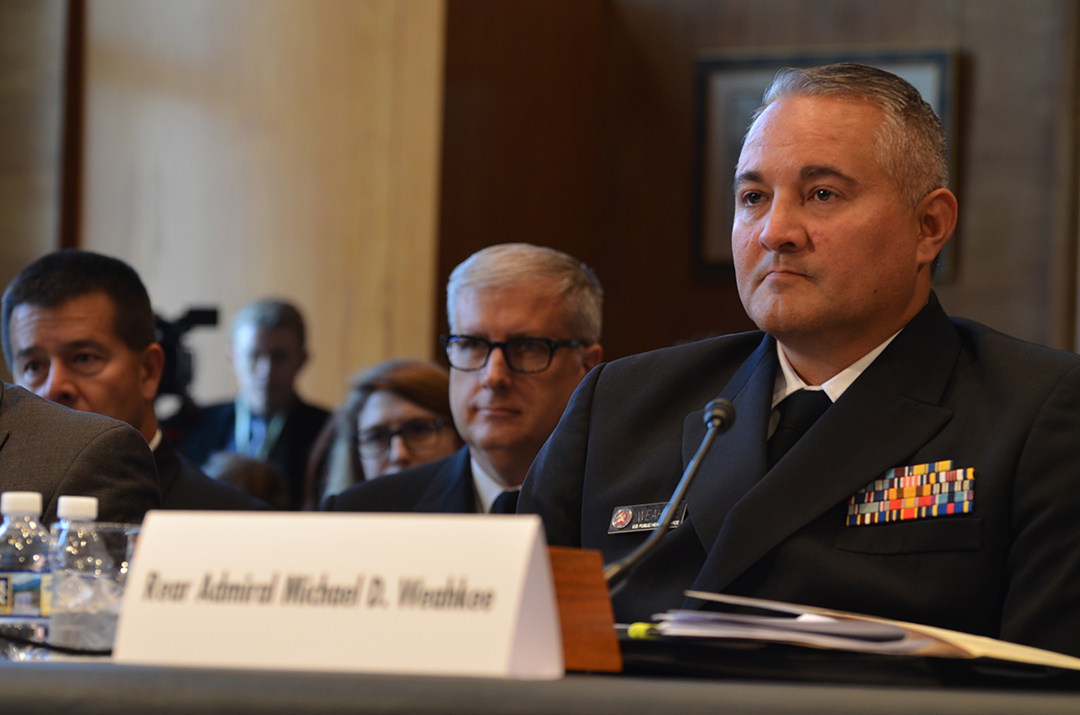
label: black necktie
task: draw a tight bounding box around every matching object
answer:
[491,490,519,514]
[767,389,833,470]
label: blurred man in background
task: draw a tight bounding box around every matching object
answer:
[178,298,329,509]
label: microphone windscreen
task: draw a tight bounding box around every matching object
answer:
[703,399,736,432]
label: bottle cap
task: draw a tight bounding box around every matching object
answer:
[0,491,42,517]
[57,495,98,521]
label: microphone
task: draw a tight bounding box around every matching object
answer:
[604,399,735,596]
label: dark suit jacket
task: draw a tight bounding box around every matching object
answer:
[520,295,1080,657]
[177,397,329,509]
[155,438,268,510]
[0,382,160,524]
[323,446,478,513]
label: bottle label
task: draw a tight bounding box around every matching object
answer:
[0,572,51,617]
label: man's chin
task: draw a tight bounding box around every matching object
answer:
[746,299,825,338]
[468,426,526,453]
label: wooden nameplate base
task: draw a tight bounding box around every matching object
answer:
[547,546,622,673]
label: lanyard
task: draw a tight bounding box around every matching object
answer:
[234,400,288,461]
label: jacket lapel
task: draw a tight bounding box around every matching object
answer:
[684,336,775,554]
[689,295,961,594]
[415,447,476,513]
[0,383,9,457]
[152,439,179,496]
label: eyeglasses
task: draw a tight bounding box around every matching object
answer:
[441,335,586,374]
[357,418,447,458]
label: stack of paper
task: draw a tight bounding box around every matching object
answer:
[649,591,1080,671]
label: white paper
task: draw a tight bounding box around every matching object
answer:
[665,590,1080,669]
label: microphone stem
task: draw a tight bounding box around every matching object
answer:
[604,420,721,596]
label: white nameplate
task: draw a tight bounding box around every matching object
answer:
[113,511,563,679]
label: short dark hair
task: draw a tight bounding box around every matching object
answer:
[2,249,156,368]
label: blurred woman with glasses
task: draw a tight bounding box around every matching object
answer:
[303,359,462,508]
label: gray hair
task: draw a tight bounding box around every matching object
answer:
[232,298,307,347]
[753,63,948,206]
[446,243,603,344]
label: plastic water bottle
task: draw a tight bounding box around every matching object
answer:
[48,496,121,650]
[0,491,52,644]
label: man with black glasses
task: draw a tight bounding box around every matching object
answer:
[324,243,603,513]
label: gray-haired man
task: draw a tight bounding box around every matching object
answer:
[326,243,603,514]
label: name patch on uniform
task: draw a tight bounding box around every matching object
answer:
[608,501,688,534]
[846,460,974,526]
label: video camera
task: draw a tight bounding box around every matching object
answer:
[155,307,218,399]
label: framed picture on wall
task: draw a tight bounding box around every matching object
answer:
[694,48,958,278]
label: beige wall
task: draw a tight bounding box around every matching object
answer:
[0,0,68,382]
[80,0,446,408]
[4,0,1079,398]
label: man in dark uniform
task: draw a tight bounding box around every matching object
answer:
[521,64,1080,658]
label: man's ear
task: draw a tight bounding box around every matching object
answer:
[140,343,166,402]
[915,188,958,268]
[582,343,603,372]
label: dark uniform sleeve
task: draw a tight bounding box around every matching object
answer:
[518,364,605,547]
[1000,363,1080,656]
